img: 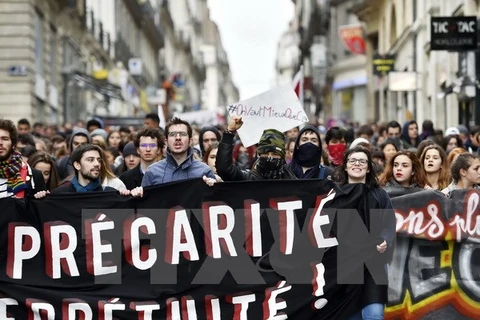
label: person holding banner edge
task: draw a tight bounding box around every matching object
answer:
[215,116,296,181]
[333,146,396,320]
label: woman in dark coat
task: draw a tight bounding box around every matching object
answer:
[333,146,396,320]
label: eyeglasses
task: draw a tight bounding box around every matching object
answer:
[139,143,157,148]
[347,158,368,165]
[168,131,188,137]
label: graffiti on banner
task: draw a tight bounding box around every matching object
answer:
[385,187,480,320]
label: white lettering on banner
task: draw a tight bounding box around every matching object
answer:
[87,220,117,276]
[264,281,292,320]
[45,223,79,279]
[309,191,338,248]
[449,192,480,242]
[205,296,222,320]
[394,203,444,239]
[131,302,161,320]
[230,294,256,320]
[0,298,18,320]
[167,209,199,264]
[245,201,263,257]
[205,205,237,258]
[276,200,303,255]
[27,299,55,320]
[313,263,329,310]
[65,299,93,320]
[184,298,198,320]
[8,225,41,279]
[99,298,125,320]
[166,298,181,320]
[129,217,157,270]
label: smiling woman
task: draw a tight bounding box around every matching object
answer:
[333,146,396,320]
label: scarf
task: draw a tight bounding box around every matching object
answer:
[327,144,346,166]
[70,175,101,193]
[0,150,27,194]
[255,157,285,179]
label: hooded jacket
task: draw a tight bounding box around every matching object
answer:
[401,121,418,148]
[56,129,91,180]
[288,125,333,179]
[216,132,296,181]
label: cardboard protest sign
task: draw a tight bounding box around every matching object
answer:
[226,84,309,147]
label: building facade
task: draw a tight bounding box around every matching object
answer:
[1,0,238,125]
[354,0,480,129]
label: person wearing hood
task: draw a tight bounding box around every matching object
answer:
[199,126,221,155]
[401,120,420,148]
[55,128,91,180]
[288,125,333,179]
[215,116,296,181]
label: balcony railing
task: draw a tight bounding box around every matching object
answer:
[86,9,113,57]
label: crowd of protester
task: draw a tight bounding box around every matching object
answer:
[3,115,480,196]
[3,113,480,319]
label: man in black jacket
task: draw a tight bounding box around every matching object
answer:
[119,128,164,189]
[216,116,295,181]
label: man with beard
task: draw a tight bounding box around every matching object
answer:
[50,144,117,193]
[288,125,333,180]
[0,119,46,199]
[119,128,164,189]
[215,116,296,181]
[131,118,215,196]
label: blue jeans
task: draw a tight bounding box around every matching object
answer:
[348,303,384,320]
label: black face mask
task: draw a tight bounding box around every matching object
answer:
[295,142,321,167]
[236,153,250,170]
[255,156,284,179]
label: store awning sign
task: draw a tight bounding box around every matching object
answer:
[431,16,478,51]
[372,54,395,76]
[338,24,366,55]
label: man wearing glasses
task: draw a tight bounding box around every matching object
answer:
[119,128,164,189]
[135,118,215,192]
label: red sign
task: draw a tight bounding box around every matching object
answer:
[338,24,366,55]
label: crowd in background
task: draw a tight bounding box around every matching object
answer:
[6,114,480,196]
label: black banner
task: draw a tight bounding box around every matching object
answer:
[385,187,480,319]
[431,16,478,51]
[0,179,388,319]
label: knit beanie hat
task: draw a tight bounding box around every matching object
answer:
[122,141,139,157]
[90,128,108,141]
[257,129,285,158]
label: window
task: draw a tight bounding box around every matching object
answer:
[50,25,57,85]
[34,9,44,75]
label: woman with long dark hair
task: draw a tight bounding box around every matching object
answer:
[334,146,396,320]
[379,150,430,188]
[28,151,60,191]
